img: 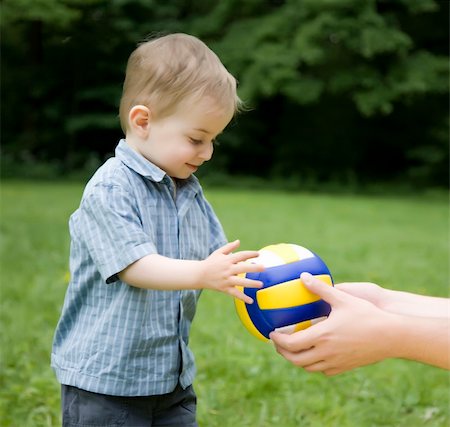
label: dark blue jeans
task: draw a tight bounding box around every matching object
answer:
[61,384,198,427]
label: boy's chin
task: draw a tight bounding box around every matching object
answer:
[170,172,193,180]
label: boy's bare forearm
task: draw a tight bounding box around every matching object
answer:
[117,241,264,303]
[119,254,203,290]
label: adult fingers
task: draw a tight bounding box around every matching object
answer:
[274,342,323,368]
[270,329,317,354]
[301,272,347,307]
[303,360,331,374]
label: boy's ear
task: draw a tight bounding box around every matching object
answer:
[128,105,151,137]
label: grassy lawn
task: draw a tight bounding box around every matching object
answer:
[1,181,448,426]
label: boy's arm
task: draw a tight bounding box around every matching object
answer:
[118,240,264,303]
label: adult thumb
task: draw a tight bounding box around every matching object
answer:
[301,272,344,306]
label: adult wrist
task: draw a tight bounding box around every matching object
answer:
[383,312,411,360]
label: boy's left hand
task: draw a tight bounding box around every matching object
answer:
[200,240,264,303]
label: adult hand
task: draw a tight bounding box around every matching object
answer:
[270,272,396,375]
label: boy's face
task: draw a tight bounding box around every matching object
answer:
[138,98,233,179]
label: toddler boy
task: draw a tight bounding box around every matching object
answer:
[51,33,263,426]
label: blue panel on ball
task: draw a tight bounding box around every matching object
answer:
[243,254,333,339]
[245,293,274,339]
[262,300,332,329]
[245,257,332,289]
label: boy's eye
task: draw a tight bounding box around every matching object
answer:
[189,137,219,147]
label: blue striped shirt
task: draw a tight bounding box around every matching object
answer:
[51,139,227,396]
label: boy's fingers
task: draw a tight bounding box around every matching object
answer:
[228,287,253,304]
[234,261,264,275]
[231,276,263,288]
[232,250,261,263]
[220,240,241,255]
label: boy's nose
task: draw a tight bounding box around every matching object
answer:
[199,143,214,161]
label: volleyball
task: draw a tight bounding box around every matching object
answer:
[235,243,333,341]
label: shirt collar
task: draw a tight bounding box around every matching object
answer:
[115,139,201,193]
[116,139,166,182]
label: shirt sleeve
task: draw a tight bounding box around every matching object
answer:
[74,183,157,283]
[202,197,228,254]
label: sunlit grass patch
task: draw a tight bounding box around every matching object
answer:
[1,182,448,426]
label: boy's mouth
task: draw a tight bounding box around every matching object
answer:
[186,163,199,172]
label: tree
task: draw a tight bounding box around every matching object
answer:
[191,0,448,185]
[1,0,448,186]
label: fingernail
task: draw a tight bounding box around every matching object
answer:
[301,272,313,285]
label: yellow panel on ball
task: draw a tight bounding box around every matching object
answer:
[234,243,334,341]
[257,274,333,310]
[234,286,268,341]
[260,243,301,264]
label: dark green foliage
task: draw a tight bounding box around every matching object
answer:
[1,0,448,186]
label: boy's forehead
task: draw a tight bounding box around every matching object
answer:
[193,127,209,133]
[179,95,233,118]
[188,116,229,136]
[177,100,233,132]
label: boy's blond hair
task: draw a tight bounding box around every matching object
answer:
[119,33,242,133]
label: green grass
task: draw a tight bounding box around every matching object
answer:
[1,181,449,426]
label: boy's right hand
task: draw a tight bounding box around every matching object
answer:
[200,240,264,303]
